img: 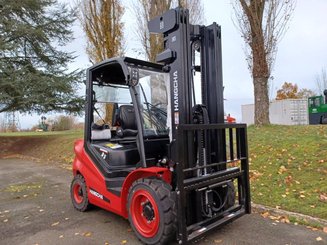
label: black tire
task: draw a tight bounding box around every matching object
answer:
[127,178,176,245]
[70,174,90,212]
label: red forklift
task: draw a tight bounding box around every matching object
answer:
[70,8,250,244]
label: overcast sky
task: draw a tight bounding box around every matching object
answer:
[6,0,327,129]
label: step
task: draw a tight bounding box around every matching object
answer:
[107,167,136,178]
[108,186,122,197]
[106,177,125,188]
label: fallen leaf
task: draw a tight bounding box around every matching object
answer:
[59,235,64,238]
[269,215,279,220]
[322,227,327,233]
[105,242,110,245]
[84,232,92,237]
[51,222,60,226]
[316,237,322,241]
[278,165,287,174]
[319,193,327,202]
[121,240,127,244]
[3,219,8,223]
[280,216,290,224]
[300,194,305,198]
[261,212,269,218]
[39,209,44,212]
[249,170,263,181]
[284,175,293,185]
[214,239,223,243]
[74,232,79,236]
[64,218,69,221]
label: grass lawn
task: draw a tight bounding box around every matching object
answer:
[248,125,327,220]
[0,130,83,164]
[0,125,326,219]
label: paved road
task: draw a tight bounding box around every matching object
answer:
[0,158,326,245]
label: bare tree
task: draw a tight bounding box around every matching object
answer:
[175,0,204,25]
[133,0,204,62]
[316,67,327,94]
[77,0,124,64]
[232,0,295,125]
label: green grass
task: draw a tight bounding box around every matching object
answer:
[0,130,83,164]
[0,125,326,219]
[0,129,82,137]
[248,125,327,220]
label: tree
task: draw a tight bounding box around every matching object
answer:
[276,82,298,100]
[297,88,316,99]
[0,0,83,114]
[232,0,295,125]
[77,0,124,123]
[77,0,124,64]
[316,67,327,94]
[134,0,204,62]
[276,82,315,100]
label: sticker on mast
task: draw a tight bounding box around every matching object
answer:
[173,70,179,125]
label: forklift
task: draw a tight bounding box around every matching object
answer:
[308,90,327,124]
[70,8,250,244]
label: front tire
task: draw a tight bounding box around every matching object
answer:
[127,178,176,245]
[70,174,90,212]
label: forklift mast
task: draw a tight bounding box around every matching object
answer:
[149,9,227,164]
[149,8,224,129]
[149,8,251,243]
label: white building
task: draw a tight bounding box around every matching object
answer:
[242,99,308,125]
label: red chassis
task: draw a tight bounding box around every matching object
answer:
[72,139,172,219]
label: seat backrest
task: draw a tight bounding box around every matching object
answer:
[118,105,137,130]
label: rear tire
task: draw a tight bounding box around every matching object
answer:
[127,178,176,245]
[70,174,90,212]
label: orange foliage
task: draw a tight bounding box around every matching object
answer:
[276,82,315,100]
[276,82,299,100]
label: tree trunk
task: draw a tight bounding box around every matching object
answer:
[253,77,270,125]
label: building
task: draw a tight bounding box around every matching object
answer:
[242,99,308,125]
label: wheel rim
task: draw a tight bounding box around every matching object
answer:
[130,189,160,238]
[73,183,83,204]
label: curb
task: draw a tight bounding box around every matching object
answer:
[252,203,327,227]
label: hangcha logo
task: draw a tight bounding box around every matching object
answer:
[90,189,103,200]
[173,70,179,112]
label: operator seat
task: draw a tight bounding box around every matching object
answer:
[116,105,138,138]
